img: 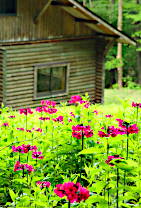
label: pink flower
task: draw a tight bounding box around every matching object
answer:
[12,145,24,153]
[14,161,34,174]
[33,128,42,132]
[72,125,93,139]
[72,131,82,139]
[1,122,9,127]
[132,102,141,108]
[14,161,24,171]
[98,131,109,138]
[22,144,37,153]
[70,112,75,117]
[93,110,98,115]
[69,95,82,104]
[105,114,113,118]
[19,108,33,115]
[36,181,51,189]
[9,115,15,118]
[54,182,90,203]
[39,117,50,121]
[105,155,124,166]
[46,108,57,114]
[52,116,64,122]
[98,126,124,138]
[26,129,32,133]
[79,100,90,108]
[83,102,90,108]
[17,128,25,131]
[116,119,139,134]
[32,151,44,159]
[25,164,34,173]
[127,124,139,134]
[84,129,93,138]
[36,107,44,113]
[41,100,56,107]
[12,144,37,153]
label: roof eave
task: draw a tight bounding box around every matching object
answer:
[67,0,136,46]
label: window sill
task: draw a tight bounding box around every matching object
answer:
[33,92,68,101]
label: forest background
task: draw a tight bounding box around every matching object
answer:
[78,0,141,89]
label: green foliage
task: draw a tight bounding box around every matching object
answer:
[0,95,141,207]
[105,56,123,71]
[78,0,140,87]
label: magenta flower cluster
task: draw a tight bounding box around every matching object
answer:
[19,108,33,115]
[72,125,93,139]
[14,161,34,174]
[12,144,44,174]
[32,151,44,159]
[52,116,64,123]
[132,102,141,108]
[16,127,42,133]
[35,100,57,114]
[69,95,90,108]
[105,155,124,166]
[69,95,82,104]
[41,100,56,107]
[12,144,37,153]
[98,119,139,138]
[36,181,51,189]
[54,182,90,203]
[39,117,50,121]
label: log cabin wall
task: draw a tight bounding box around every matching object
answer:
[94,38,115,103]
[0,49,5,105]
[0,0,111,109]
[0,0,94,43]
[3,39,98,109]
[95,38,109,103]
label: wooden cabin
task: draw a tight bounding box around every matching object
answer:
[0,0,135,109]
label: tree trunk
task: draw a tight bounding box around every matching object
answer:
[83,0,86,6]
[117,0,123,88]
[135,0,141,85]
[109,0,115,23]
[137,50,141,85]
[89,0,93,8]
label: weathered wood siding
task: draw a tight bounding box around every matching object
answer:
[95,38,108,103]
[3,39,99,109]
[0,49,4,105]
[0,0,94,43]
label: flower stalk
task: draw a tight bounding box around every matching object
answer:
[68,201,71,208]
[116,168,119,208]
[80,126,84,182]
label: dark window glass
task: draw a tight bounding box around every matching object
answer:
[36,65,67,97]
[0,0,16,14]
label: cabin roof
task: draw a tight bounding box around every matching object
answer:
[50,0,136,45]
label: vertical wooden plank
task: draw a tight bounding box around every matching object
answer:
[2,49,7,106]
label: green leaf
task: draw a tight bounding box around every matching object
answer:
[78,147,100,155]
[9,189,17,202]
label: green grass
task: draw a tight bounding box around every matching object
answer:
[104,88,141,105]
[99,88,141,115]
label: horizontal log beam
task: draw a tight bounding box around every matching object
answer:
[34,0,53,24]
[51,1,73,7]
[75,18,98,24]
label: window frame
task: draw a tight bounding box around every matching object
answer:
[33,62,70,100]
[0,0,17,16]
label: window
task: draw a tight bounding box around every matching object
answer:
[0,0,17,15]
[34,63,69,99]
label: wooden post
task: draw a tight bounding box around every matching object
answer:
[34,0,53,23]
